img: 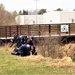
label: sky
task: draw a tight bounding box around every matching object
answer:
[0,0,75,12]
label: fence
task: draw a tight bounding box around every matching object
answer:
[0,23,75,38]
[0,23,75,57]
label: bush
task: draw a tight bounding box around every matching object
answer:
[36,36,62,58]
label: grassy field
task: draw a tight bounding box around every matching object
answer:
[0,46,75,75]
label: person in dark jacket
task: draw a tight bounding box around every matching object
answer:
[11,44,33,56]
[0,39,2,46]
[17,35,27,48]
[18,44,33,56]
[13,32,18,44]
[26,36,37,55]
[26,36,34,46]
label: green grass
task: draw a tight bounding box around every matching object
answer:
[0,47,75,75]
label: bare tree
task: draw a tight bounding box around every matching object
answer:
[0,3,18,25]
[36,36,62,58]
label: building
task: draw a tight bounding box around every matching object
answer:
[43,11,75,24]
[15,15,43,25]
[15,11,75,25]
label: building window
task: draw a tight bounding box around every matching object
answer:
[33,21,35,24]
[72,19,74,23]
[50,20,52,22]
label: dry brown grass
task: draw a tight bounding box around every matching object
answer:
[22,55,75,68]
[5,43,16,53]
[61,43,75,55]
[22,55,45,62]
[44,57,74,68]
[60,43,75,61]
[3,42,75,68]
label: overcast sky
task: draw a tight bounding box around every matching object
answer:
[0,0,75,12]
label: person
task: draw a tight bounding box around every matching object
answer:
[26,36,37,55]
[0,39,2,46]
[31,46,37,55]
[11,48,19,55]
[12,32,18,44]
[18,44,32,56]
[62,50,72,62]
[26,36,34,46]
[17,35,27,48]
[11,43,37,56]
[21,36,27,44]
